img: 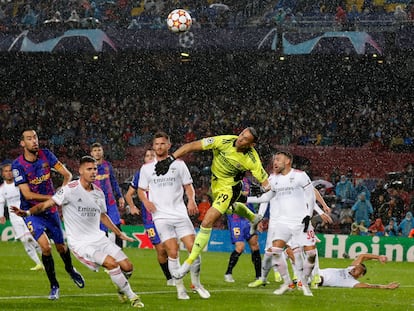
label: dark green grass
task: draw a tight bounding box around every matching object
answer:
[0,241,413,311]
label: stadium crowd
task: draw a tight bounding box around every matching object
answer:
[0,1,413,249]
[0,92,413,235]
[0,0,412,31]
[1,92,412,162]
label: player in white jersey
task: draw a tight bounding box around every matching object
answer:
[247,158,332,291]
[319,253,399,289]
[12,156,144,308]
[0,162,43,271]
[246,151,322,296]
[138,131,210,300]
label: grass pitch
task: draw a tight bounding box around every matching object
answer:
[0,241,413,311]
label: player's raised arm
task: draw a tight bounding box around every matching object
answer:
[352,253,388,266]
[53,161,72,186]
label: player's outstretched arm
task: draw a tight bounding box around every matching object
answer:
[354,281,399,289]
[11,198,55,217]
[171,140,203,159]
[100,213,133,242]
[155,140,203,176]
[247,190,275,204]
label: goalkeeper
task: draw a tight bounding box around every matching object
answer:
[155,127,270,281]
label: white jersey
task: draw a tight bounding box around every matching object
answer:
[319,267,360,288]
[0,182,31,239]
[138,159,193,221]
[249,169,315,224]
[52,180,107,245]
[0,181,21,217]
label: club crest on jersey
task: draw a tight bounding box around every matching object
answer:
[205,137,214,145]
[290,177,295,183]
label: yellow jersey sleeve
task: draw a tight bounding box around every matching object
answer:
[201,135,268,184]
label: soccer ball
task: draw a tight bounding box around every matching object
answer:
[167,9,192,33]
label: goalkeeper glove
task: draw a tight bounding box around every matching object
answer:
[250,182,264,197]
[155,155,175,176]
[302,215,311,232]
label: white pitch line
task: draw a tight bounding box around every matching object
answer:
[1,285,413,300]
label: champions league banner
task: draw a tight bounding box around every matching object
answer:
[0,25,412,54]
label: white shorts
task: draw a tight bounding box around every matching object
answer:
[266,219,316,249]
[69,236,127,271]
[9,212,31,240]
[154,217,195,243]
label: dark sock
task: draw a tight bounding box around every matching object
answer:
[225,250,241,275]
[160,262,172,280]
[60,248,74,273]
[251,250,262,279]
[42,254,59,287]
[115,224,123,248]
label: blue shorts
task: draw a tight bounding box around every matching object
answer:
[25,212,65,244]
[227,215,252,244]
[100,204,121,232]
[144,222,161,245]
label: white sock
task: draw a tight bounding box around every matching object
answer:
[261,251,273,281]
[288,256,299,280]
[190,256,201,287]
[108,266,136,299]
[21,235,42,265]
[270,247,291,284]
[313,248,320,277]
[303,249,317,281]
[293,248,306,285]
[168,257,186,292]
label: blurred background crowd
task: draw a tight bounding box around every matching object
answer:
[0,0,413,31]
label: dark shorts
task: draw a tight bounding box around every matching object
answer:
[100,204,121,232]
[25,212,65,244]
[228,216,252,244]
[144,222,161,245]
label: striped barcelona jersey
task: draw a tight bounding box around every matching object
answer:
[12,149,59,212]
[130,170,153,225]
[201,135,268,187]
[93,160,122,208]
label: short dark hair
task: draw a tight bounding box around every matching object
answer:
[90,142,102,149]
[80,155,97,165]
[276,150,293,161]
[360,263,367,276]
[153,131,170,142]
[20,128,36,141]
[0,161,12,171]
[246,127,258,143]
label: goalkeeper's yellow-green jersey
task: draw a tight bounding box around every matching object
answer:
[201,135,268,189]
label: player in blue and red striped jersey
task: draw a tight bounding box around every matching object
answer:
[90,142,125,248]
[224,176,262,283]
[12,129,84,300]
[124,148,174,286]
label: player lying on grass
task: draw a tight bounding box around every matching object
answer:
[318,253,400,289]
